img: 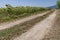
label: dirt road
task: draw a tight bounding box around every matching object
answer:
[42,10,60,40]
[0,11,51,30]
[13,10,57,40]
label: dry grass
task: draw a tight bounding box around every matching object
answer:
[0,11,53,40]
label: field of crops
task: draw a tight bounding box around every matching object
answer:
[0,4,50,23]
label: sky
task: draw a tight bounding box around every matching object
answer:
[0,0,57,7]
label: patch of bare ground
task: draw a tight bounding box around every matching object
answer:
[42,10,60,40]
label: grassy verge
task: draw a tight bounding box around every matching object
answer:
[0,10,49,24]
[0,10,54,40]
[0,6,50,23]
[42,10,60,40]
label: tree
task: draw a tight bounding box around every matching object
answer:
[5,4,13,8]
[57,0,60,8]
[5,4,13,14]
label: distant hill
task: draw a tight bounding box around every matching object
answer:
[48,5,57,8]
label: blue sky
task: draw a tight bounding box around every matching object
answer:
[0,0,57,7]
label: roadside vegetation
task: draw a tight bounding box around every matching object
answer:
[0,4,50,23]
[0,10,54,40]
